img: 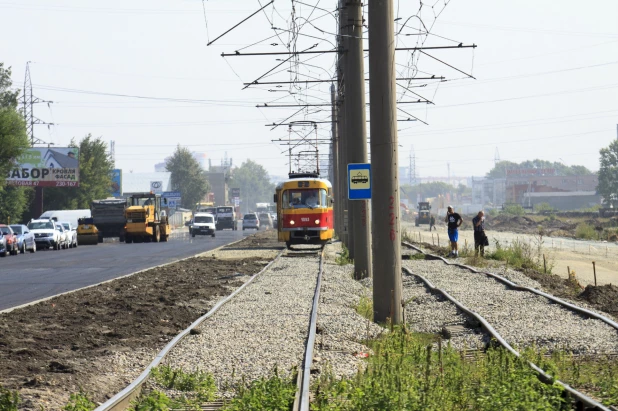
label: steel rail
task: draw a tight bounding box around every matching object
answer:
[402,242,614,411]
[94,246,286,411]
[402,242,618,332]
[295,247,325,411]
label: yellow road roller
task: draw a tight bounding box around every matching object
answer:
[77,217,99,245]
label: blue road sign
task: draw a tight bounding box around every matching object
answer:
[162,191,181,198]
[348,163,371,200]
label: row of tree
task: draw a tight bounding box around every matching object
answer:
[164,146,274,210]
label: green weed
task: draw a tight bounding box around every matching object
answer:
[575,223,599,240]
[312,329,568,410]
[63,391,96,411]
[128,390,172,411]
[534,202,556,213]
[0,386,20,411]
[335,243,353,266]
[150,365,217,402]
[353,293,373,321]
[401,228,413,244]
[223,367,296,411]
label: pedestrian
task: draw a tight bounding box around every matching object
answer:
[429,215,436,231]
[472,210,487,257]
[444,206,462,257]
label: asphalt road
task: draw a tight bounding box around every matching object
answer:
[0,229,248,311]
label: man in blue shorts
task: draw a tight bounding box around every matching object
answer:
[444,205,462,257]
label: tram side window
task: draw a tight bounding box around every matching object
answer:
[283,189,327,209]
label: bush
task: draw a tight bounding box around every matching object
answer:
[501,204,525,216]
[64,391,96,411]
[575,223,598,240]
[0,386,19,411]
[534,202,555,213]
[486,239,543,271]
[223,367,296,411]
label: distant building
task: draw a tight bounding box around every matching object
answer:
[205,172,227,206]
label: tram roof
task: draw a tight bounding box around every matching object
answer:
[276,177,332,190]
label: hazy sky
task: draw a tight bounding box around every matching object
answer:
[2,0,617,180]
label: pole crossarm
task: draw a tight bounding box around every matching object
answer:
[244,76,444,85]
[222,44,476,56]
[208,0,274,46]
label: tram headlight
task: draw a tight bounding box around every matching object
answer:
[315,219,320,225]
[290,220,295,225]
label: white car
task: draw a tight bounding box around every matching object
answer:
[55,223,70,249]
[190,213,216,238]
[59,222,78,248]
[28,219,62,250]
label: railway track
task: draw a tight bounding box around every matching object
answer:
[402,241,618,411]
[93,244,324,411]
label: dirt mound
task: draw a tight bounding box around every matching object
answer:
[578,284,618,316]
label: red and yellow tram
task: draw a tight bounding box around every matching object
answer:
[274,173,334,248]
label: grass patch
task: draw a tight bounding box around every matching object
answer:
[63,391,96,411]
[575,223,599,240]
[401,228,414,243]
[312,329,569,410]
[336,243,353,265]
[501,204,526,216]
[129,390,171,411]
[0,386,20,411]
[223,367,296,411]
[484,236,554,274]
[353,292,373,321]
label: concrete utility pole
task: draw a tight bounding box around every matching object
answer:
[330,84,340,235]
[368,0,403,324]
[344,0,372,279]
[338,0,350,248]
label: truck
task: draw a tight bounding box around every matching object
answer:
[39,209,91,229]
[415,201,432,227]
[215,206,236,230]
[125,193,171,243]
[91,198,128,242]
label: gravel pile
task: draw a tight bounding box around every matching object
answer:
[163,247,320,396]
[314,243,383,379]
[403,258,618,354]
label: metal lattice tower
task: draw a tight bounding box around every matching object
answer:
[22,62,53,146]
[109,140,116,163]
[494,147,501,166]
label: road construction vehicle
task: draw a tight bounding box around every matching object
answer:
[91,198,128,242]
[77,217,99,245]
[125,193,171,243]
[215,206,237,230]
[415,201,432,227]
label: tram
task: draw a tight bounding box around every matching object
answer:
[274,172,334,248]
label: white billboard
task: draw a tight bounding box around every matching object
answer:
[6,147,80,187]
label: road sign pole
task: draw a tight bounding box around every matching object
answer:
[330,83,341,237]
[346,0,371,279]
[368,0,403,324]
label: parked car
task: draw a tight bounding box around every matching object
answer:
[59,222,78,248]
[258,212,273,229]
[55,223,70,249]
[0,224,19,257]
[190,213,216,238]
[242,213,260,230]
[10,224,36,254]
[28,219,62,250]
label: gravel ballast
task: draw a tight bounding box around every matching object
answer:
[163,247,321,396]
[403,258,618,354]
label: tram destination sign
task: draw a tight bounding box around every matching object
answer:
[348,163,371,200]
[6,147,80,187]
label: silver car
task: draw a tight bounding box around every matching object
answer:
[10,224,36,254]
[55,223,70,249]
[60,222,78,248]
[242,213,260,230]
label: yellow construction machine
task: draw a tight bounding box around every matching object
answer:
[77,217,99,245]
[124,193,171,243]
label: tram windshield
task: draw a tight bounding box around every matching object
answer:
[282,189,328,209]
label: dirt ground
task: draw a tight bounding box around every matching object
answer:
[0,230,282,410]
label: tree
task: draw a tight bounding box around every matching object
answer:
[44,135,115,210]
[400,182,458,202]
[166,146,209,209]
[0,63,30,223]
[486,159,592,179]
[229,160,275,213]
[598,139,618,207]
[0,63,19,109]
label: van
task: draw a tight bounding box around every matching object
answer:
[39,209,91,229]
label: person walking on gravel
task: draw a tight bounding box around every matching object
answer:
[473,210,487,257]
[429,215,436,231]
[444,206,462,257]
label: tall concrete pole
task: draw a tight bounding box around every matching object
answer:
[368,0,403,324]
[330,83,339,234]
[338,0,350,248]
[345,0,372,279]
